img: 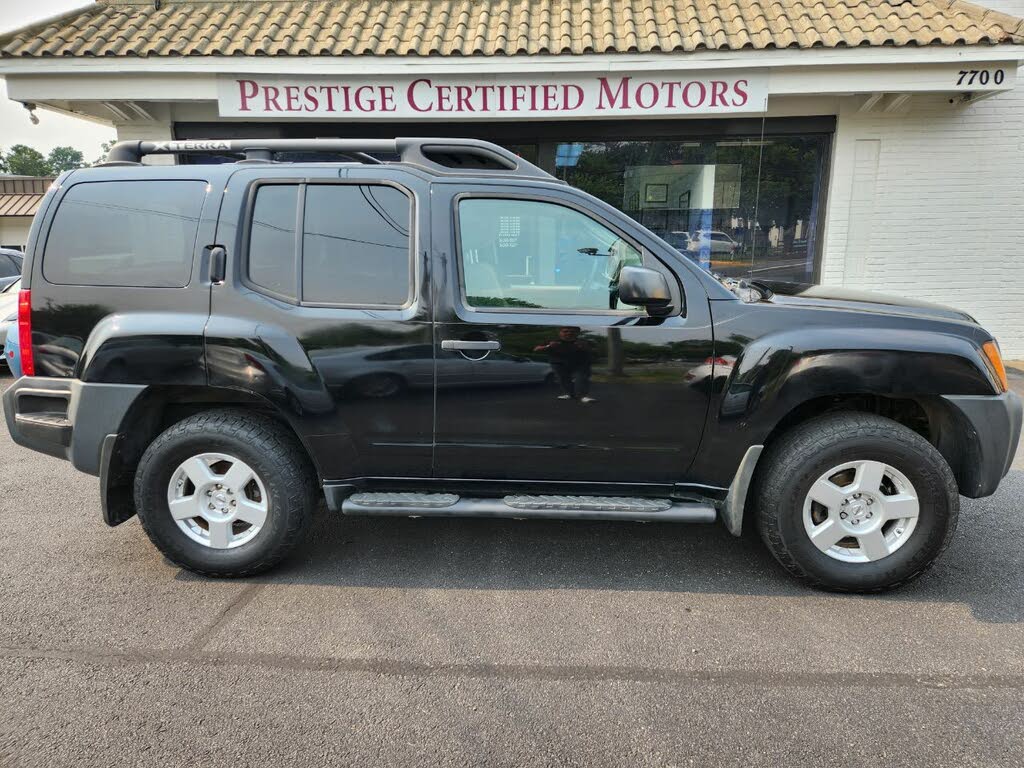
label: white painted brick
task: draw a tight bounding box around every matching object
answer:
[821,66,1024,357]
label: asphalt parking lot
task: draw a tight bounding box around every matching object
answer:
[1,372,1023,767]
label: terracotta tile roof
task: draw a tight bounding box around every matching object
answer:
[1,0,1022,58]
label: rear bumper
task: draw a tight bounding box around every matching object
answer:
[3,376,144,476]
[943,390,1022,498]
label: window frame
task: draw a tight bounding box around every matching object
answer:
[40,178,207,289]
[241,178,416,310]
[452,191,683,318]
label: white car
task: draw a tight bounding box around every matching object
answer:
[688,230,740,257]
[0,248,22,293]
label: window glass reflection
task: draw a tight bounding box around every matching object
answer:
[303,184,411,306]
[44,180,205,288]
[249,184,299,298]
[459,198,644,312]
[526,136,826,284]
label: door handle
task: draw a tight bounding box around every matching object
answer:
[207,245,226,284]
[441,340,501,351]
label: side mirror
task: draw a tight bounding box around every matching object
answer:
[617,266,672,311]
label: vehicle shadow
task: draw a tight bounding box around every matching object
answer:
[176,476,1024,625]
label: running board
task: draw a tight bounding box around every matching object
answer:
[341,492,717,523]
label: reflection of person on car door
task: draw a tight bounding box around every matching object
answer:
[534,327,595,403]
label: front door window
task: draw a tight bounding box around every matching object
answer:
[458,198,644,313]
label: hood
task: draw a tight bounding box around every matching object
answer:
[756,281,978,325]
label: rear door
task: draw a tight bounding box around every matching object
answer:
[208,166,434,482]
[431,184,715,486]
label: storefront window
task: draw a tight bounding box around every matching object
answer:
[178,121,830,284]
[513,136,828,284]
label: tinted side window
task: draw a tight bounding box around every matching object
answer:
[458,198,643,312]
[249,184,299,298]
[43,180,205,287]
[302,185,411,306]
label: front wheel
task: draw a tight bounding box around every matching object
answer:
[755,412,959,592]
[134,410,317,577]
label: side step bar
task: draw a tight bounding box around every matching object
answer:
[341,492,717,523]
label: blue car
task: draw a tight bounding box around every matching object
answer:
[3,321,21,377]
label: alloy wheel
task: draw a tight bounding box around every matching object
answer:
[166,452,268,549]
[802,459,920,563]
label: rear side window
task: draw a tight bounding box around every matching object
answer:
[249,185,299,298]
[43,180,205,287]
[302,185,411,306]
[247,182,412,307]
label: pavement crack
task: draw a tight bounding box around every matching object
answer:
[184,583,266,652]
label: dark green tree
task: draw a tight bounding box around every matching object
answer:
[46,145,86,173]
[4,144,52,176]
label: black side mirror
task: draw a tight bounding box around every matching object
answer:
[617,266,672,311]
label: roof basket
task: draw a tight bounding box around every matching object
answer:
[101,137,557,180]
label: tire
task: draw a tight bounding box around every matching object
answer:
[134,410,317,577]
[755,412,959,593]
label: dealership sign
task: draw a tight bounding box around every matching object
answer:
[217,72,768,120]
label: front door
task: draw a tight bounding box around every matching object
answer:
[431,186,715,486]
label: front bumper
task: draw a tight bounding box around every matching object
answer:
[3,376,145,476]
[943,390,1022,497]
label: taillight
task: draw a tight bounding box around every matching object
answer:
[17,288,34,376]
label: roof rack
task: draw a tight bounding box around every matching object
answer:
[102,137,558,181]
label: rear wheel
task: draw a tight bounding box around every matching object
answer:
[134,410,316,577]
[756,412,959,592]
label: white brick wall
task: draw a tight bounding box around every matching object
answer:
[821,30,1024,355]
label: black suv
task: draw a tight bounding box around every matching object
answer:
[4,138,1020,592]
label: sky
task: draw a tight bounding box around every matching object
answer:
[0,1,115,162]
